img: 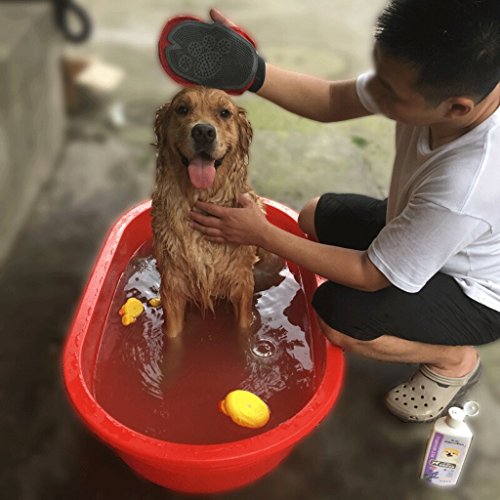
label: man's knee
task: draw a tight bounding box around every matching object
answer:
[318,317,361,351]
[298,197,320,239]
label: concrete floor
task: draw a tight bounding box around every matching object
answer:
[2,1,500,499]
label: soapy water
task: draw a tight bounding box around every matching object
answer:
[94,242,318,444]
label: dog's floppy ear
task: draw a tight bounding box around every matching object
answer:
[153,101,171,151]
[237,106,253,154]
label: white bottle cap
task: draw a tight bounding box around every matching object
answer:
[463,400,480,417]
[447,407,465,428]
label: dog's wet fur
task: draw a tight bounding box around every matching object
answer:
[152,86,280,337]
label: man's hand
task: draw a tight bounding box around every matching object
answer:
[209,8,237,28]
[189,194,271,246]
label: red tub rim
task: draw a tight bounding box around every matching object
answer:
[62,199,344,464]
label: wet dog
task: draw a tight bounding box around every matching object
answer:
[152,86,278,338]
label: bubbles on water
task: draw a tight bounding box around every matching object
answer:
[251,338,277,359]
[124,256,161,301]
[119,256,166,399]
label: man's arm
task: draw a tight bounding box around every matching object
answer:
[190,197,389,292]
[258,65,373,123]
[256,220,389,292]
[208,8,372,123]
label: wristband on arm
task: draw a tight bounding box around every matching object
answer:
[158,16,266,95]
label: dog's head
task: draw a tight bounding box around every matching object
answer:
[154,86,253,191]
[442,448,460,460]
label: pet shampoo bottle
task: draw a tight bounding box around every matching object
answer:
[420,404,477,486]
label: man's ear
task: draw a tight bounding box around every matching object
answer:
[444,97,475,119]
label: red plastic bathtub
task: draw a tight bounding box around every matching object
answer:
[62,199,344,494]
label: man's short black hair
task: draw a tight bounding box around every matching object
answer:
[375,0,500,104]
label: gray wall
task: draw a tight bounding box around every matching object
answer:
[0,3,65,265]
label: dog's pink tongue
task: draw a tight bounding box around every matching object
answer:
[187,155,216,189]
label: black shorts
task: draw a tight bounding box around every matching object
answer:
[311,193,500,346]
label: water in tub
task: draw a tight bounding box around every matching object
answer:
[94,241,317,444]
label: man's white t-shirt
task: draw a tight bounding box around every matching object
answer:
[356,72,500,312]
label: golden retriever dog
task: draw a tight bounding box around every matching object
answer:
[152,86,272,338]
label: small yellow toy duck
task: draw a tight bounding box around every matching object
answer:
[148,297,161,308]
[219,390,270,429]
[118,297,144,326]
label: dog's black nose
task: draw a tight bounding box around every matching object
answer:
[191,123,216,146]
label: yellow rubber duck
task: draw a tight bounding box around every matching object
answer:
[118,297,144,326]
[148,297,161,308]
[219,390,270,429]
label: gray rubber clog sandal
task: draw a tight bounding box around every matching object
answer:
[384,359,482,423]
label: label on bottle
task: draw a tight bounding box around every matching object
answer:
[421,432,469,485]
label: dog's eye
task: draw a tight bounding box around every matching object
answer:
[176,105,189,116]
[219,108,232,119]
